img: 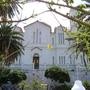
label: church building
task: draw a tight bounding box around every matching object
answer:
[12,20,90,84]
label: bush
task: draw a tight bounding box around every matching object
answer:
[83,80,90,90]
[52,84,71,90]
[8,70,27,84]
[0,68,27,85]
[0,68,11,85]
[45,66,70,83]
[25,77,47,90]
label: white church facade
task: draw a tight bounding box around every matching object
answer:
[12,20,90,84]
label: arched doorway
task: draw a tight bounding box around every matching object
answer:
[33,53,39,69]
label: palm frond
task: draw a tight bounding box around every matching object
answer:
[0,0,22,19]
[0,24,24,65]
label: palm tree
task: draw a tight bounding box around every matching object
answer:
[66,25,90,68]
[0,24,24,65]
[0,0,21,20]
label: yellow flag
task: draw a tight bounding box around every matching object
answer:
[47,44,53,49]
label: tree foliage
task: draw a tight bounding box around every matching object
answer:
[8,70,27,84]
[0,68,27,85]
[45,66,70,83]
[52,84,71,90]
[0,0,21,20]
[83,80,90,90]
[0,24,24,65]
[64,0,90,67]
[66,25,90,58]
[0,68,10,85]
[65,23,90,68]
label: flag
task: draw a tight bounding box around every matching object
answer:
[47,44,53,49]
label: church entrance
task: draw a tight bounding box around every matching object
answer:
[33,53,39,69]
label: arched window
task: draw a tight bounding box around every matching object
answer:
[33,53,39,69]
[58,32,64,45]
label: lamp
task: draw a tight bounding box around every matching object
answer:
[71,80,86,90]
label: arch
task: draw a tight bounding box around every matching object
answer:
[33,53,39,69]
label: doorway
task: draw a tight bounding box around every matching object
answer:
[33,53,39,69]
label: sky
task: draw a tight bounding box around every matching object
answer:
[17,0,85,32]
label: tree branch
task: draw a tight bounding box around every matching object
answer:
[50,8,90,27]
[0,10,50,23]
[36,0,90,15]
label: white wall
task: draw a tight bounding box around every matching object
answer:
[13,21,89,83]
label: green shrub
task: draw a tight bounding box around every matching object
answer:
[8,70,27,84]
[29,77,47,90]
[45,66,70,83]
[0,68,27,85]
[83,80,90,90]
[0,68,10,85]
[52,84,71,90]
